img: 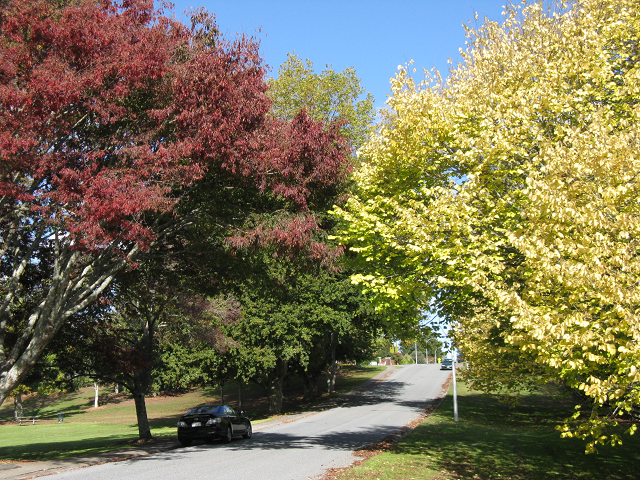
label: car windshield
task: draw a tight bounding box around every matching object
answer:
[185,406,225,416]
[442,359,452,364]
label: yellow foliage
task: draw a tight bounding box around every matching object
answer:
[332,0,640,450]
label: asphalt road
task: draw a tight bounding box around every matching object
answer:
[45,364,450,480]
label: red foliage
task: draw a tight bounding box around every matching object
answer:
[224,110,351,209]
[227,214,345,267]
[93,340,152,376]
[1,0,350,252]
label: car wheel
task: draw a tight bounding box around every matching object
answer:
[223,426,233,443]
[179,439,192,447]
[242,422,252,439]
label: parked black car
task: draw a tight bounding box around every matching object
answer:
[177,405,252,447]
[440,359,453,370]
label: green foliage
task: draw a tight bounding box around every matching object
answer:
[152,343,218,392]
[201,53,380,411]
[222,253,379,398]
[372,337,393,359]
[268,53,375,152]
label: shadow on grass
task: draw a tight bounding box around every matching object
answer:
[0,433,141,461]
[387,389,640,480]
[0,391,90,423]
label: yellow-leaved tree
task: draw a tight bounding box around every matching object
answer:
[332,0,640,452]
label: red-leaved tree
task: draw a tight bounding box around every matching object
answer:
[0,0,350,406]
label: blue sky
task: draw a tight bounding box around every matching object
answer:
[168,1,507,108]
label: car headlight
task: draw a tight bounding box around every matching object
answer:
[177,421,188,428]
[205,418,220,426]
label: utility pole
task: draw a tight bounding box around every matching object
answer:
[452,344,459,422]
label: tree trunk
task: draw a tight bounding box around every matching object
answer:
[132,369,152,440]
[238,381,244,410]
[94,382,99,408]
[326,331,338,393]
[267,376,284,415]
[133,390,152,440]
[302,370,320,402]
[130,307,156,441]
[267,358,287,415]
[329,360,338,393]
[13,393,23,420]
[0,238,138,408]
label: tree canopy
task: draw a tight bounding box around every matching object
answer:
[268,53,375,152]
[199,55,380,414]
[0,0,351,406]
[332,0,640,451]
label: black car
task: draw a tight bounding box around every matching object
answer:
[177,405,252,446]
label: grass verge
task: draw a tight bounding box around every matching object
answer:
[0,365,385,461]
[334,382,640,480]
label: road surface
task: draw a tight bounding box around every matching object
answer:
[46,364,450,480]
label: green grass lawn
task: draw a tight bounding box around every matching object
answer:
[338,382,640,480]
[0,386,211,461]
[0,423,176,460]
[0,365,385,461]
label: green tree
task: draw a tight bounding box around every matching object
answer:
[333,0,640,451]
[201,54,379,414]
[151,295,241,394]
[51,265,183,439]
[287,271,379,400]
[49,260,240,440]
[221,242,378,413]
[268,53,375,152]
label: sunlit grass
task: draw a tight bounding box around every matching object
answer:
[0,423,176,460]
